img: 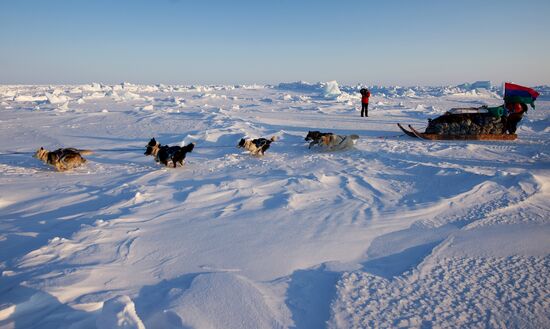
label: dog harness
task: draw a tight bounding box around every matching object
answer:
[336,135,348,146]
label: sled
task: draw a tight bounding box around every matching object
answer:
[397,123,517,141]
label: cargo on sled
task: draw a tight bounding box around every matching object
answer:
[398,83,539,141]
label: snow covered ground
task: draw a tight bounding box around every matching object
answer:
[0,82,548,329]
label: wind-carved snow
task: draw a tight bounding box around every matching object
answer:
[97,295,146,329]
[0,82,548,329]
[330,256,550,329]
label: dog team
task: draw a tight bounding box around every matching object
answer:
[34,131,359,171]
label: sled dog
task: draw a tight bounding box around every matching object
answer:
[304,131,333,149]
[34,147,92,171]
[144,138,195,167]
[320,134,359,151]
[237,136,277,155]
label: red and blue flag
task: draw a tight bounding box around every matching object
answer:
[504,82,540,109]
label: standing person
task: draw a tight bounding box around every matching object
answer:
[360,88,371,117]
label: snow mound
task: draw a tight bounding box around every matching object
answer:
[322,81,342,99]
[45,92,71,104]
[446,88,497,98]
[114,91,144,102]
[457,80,492,90]
[97,295,145,329]
[69,87,83,94]
[83,92,107,100]
[189,85,214,93]
[236,84,265,89]
[116,83,159,93]
[162,273,283,329]
[336,81,502,99]
[13,95,48,103]
[276,81,321,93]
[533,85,550,100]
[403,88,418,98]
[82,83,104,92]
[277,80,347,100]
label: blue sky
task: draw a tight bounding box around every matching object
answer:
[1,0,549,86]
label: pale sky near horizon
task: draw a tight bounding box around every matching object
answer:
[1,0,549,86]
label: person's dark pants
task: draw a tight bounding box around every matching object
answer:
[361,103,369,117]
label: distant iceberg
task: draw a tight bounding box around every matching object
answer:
[457,81,492,90]
[276,80,342,99]
[322,80,342,99]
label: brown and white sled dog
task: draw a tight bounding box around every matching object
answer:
[305,130,333,149]
[144,138,195,167]
[237,136,277,155]
[320,134,359,151]
[34,147,92,171]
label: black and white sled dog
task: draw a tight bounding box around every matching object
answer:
[237,136,277,155]
[34,147,92,171]
[145,138,195,167]
[320,134,359,151]
[304,130,333,149]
